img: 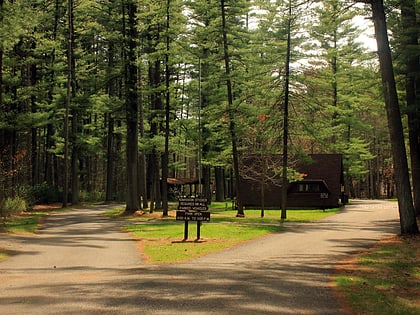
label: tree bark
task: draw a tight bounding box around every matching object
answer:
[30,60,39,186]
[400,0,420,216]
[0,0,3,200]
[69,0,79,205]
[70,110,79,205]
[371,0,419,234]
[124,0,140,213]
[161,0,171,216]
[203,165,212,202]
[281,0,292,219]
[221,0,244,216]
[0,0,2,115]
[105,113,115,201]
[63,0,73,207]
[148,57,163,210]
[105,24,116,202]
[215,166,225,202]
[138,57,148,209]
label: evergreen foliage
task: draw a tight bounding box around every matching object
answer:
[0,0,416,231]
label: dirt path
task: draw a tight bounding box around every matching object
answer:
[0,204,142,271]
[0,200,399,314]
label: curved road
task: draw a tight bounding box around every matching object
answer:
[0,200,399,314]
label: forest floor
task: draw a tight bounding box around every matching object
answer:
[0,200,401,314]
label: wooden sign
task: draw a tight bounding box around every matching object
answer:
[177,198,208,211]
[176,210,210,222]
[177,198,210,240]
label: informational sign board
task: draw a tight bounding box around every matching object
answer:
[176,198,210,240]
[176,210,210,221]
[177,198,208,211]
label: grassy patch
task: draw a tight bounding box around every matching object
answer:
[0,251,8,261]
[126,222,282,264]
[334,234,420,315]
[105,202,340,223]
[1,212,48,234]
[116,203,339,264]
[0,211,49,261]
[210,208,339,223]
[0,203,63,235]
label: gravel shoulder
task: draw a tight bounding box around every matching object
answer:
[0,200,400,315]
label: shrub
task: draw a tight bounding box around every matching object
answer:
[79,190,105,202]
[27,183,62,205]
[0,196,27,218]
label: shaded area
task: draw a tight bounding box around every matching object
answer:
[0,200,399,314]
[0,260,343,315]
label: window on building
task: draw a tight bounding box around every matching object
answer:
[298,183,320,193]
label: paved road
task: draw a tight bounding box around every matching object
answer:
[0,200,399,314]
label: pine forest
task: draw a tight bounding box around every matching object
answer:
[0,0,419,233]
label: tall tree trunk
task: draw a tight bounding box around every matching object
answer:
[138,63,148,209]
[0,0,3,200]
[161,0,171,216]
[371,0,419,234]
[215,166,225,202]
[148,56,163,210]
[221,0,244,216]
[105,113,115,201]
[261,157,267,218]
[281,0,292,220]
[44,0,60,189]
[148,152,161,212]
[30,60,39,186]
[69,0,79,205]
[331,16,339,145]
[71,110,79,204]
[44,124,55,186]
[203,165,212,202]
[0,0,2,115]
[401,0,420,216]
[124,0,140,213]
[63,0,73,207]
[105,34,116,201]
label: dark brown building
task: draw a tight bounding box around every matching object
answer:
[239,154,345,209]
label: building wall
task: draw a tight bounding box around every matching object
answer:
[240,154,344,209]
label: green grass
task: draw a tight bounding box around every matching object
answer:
[2,201,418,315]
[334,234,420,315]
[209,208,339,223]
[0,211,49,260]
[104,203,340,223]
[121,205,339,264]
[0,252,8,261]
[2,203,339,266]
[105,202,340,264]
[1,212,48,234]
[126,222,282,264]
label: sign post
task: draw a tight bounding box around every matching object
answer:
[177,198,210,240]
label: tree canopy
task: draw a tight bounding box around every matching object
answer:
[0,0,418,234]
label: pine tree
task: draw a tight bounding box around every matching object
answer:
[370,0,419,234]
[124,0,140,213]
[300,0,379,195]
[399,0,420,216]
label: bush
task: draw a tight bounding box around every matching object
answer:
[27,183,62,205]
[0,196,27,218]
[79,190,105,202]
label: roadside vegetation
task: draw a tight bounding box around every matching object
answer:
[1,202,418,313]
[334,232,420,315]
[1,213,46,234]
[104,203,340,263]
[0,210,48,261]
[125,223,282,264]
[0,203,63,234]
